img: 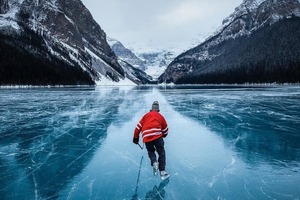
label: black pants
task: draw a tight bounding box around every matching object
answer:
[145,137,166,171]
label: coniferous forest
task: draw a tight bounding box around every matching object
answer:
[173,17,300,84]
[0,29,94,86]
[1,17,300,85]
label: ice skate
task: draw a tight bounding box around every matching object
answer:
[153,162,158,176]
[160,170,170,180]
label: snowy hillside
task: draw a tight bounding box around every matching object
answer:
[138,50,175,80]
[107,37,146,71]
[159,0,300,84]
[107,37,176,81]
[0,0,143,85]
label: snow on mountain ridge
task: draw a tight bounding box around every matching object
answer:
[138,50,176,80]
[222,0,300,35]
[0,0,24,30]
[0,0,137,85]
[159,0,300,84]
[107,37,146,71]
[107,37,176,81]
[107,37,119,47]
[180,0,300,63]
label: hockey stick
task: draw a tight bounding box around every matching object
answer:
[132,156,143,199]
[137,143,144,150]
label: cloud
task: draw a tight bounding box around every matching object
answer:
[81,0,242,52]
[158,2,206,27]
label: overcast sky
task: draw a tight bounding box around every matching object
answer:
[81,0,242,53]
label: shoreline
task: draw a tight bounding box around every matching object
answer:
[1,82,299,89]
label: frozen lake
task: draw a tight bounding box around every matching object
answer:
[0,85,299,200]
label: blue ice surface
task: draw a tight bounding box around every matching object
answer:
[0,85,299,199]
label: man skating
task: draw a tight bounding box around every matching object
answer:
[133,101,170,180]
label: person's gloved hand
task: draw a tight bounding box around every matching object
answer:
[133,137,139,144]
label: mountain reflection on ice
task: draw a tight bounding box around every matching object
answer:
[0,85,299,200]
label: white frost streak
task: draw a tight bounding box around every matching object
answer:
[208,156,236,188]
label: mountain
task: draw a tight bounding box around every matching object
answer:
[107,37,146,71]
[0,0,138,85]
[138,50,176,81]
[107,38,153,84]
[116,59,154,84]
[107,37,175,81]
[159,0,300,84]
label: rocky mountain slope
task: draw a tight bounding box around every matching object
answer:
[0,0,144,85]
[108,38,175,81]
[108,37,146,71]
[138,50,175,80]
[107,38,154,84]
[159,0,300,84]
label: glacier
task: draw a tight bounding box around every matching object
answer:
[0,85,299,199]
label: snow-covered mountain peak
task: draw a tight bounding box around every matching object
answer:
[222,0,300,27]
[106,37,176,81]
[242,0,265,9]
[198,0,300,52]
[159,0,300,84]
[138,50,176,80]
[107,37,146,71]
[107,37,119,47]
[0,0,146,85]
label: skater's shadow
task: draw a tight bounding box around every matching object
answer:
[131,156,170,200]
[144,178,170,200]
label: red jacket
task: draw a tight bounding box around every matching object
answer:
[134,111,168,143]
